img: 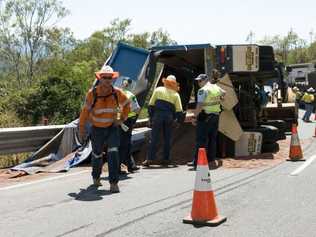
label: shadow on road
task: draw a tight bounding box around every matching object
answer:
[68,185,112,201]
[142,165,178,169]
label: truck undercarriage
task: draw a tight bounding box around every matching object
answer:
[108,43,298,157]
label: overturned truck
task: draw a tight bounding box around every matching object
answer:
[107,43,297,159]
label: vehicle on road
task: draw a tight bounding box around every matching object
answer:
[286,62,316,89]
[105,43,298,157]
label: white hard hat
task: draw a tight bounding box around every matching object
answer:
[101,65,114,73]
[307,87,315,92]
[166,75,177,81]
[95,65,119,79]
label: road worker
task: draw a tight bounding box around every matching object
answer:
[292,86,302,108]
[187,70,225,169]
[302,87,315,122]
[79,65,130,193]
[119,78,141,174]
[142,75,183,167]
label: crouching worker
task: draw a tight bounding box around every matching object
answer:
[79,65,130,193]
[142,75,183,167]
[119,78,141,174]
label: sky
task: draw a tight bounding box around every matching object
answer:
[59,0,316,45]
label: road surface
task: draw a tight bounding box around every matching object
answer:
[1,111,316,237]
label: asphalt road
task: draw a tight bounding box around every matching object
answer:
[1,115,316,237]
[298,109,316,139]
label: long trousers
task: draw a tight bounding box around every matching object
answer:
[90,125,119,183]
[303,103,313,121]
[193,113,219,167]
[148,113,174,161]
[119,117,137,169]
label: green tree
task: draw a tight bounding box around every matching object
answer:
[150,28,177,47]
[103,18,131,53]
[0,0,69,86]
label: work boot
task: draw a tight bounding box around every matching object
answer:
[128,165,140,173]
[119,170,128,175]
[93,178,102,187]
[208,160,217,169]
[217,159,223,167]
[160,160,170,167]
[110,183,120,193]
[142,160,153,167]
[187,161,195,167]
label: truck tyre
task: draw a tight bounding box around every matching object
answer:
[262,142,280,153]
[246,125,279,144]
[260,120,287,140]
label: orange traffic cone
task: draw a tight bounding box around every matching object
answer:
[183,148,227,226]
[287,124,305,161]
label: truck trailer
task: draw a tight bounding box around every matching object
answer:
[106,42,297,158]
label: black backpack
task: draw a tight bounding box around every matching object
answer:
[89,84,119,112]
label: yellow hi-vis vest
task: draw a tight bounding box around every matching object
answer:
[124,89,139,118]
[201,84,222,114]
[148,86,183,112]
[302,92,314,104]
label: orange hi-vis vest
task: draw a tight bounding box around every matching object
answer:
[79,86,130,133]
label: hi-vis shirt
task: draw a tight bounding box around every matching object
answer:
[302,92,314,104]
[79,86,130,132]
[149,86,183,113]
[123,89,140,118]
[197,82,225,114]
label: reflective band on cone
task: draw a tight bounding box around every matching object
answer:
[183,148,227,226]
[287,124,305,161]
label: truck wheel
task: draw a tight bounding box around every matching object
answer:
[246,125,279,144]
[260,120,286,140]
[262,142,280,153]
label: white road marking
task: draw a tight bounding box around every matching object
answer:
[0,170,90,191]
[290,155,316,176]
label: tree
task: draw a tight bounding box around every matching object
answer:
[103,18,131,53]
[0,0,69,86]
[44,27,77,59]
[130,32,150,49]
[259,29,307,64]
[150,28,177,47]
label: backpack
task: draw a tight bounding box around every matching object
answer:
[89,83,119,112]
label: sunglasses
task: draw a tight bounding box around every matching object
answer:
[100,76,113,80]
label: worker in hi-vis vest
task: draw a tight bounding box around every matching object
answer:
[118,78,141,174]
[142,75,183,167]
[187,70,225,170]
[79,65,130,193]
[302,87,315,122]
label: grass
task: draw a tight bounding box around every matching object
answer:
[0,153,30,169]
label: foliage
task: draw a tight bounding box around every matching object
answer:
[259,28,316,64]
[11,60,94,124]
[0,1,177,127]
[0,0,69,86]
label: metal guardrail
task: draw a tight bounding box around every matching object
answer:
[0,119,150,156]
[0,125,65,155]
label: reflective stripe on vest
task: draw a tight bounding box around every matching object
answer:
[94,108,117,115]
[202,86,222,113]
[91,116,114,123]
